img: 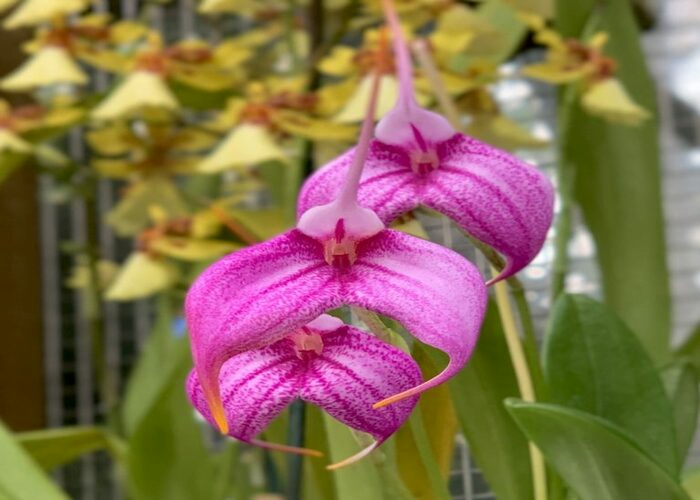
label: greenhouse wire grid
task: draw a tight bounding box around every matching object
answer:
[35,0,700,498]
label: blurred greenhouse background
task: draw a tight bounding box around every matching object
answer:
[0,0,699,499]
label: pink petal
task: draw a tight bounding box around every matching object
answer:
[297,143,419,223]
[186,341,302,442]
[301,326,421,443]
[423,134,554,283]
[185,230,341,431]
[344,230,487,406]
[186,324,421,462]
[298,134,553,282]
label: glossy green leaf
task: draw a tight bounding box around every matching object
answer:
[662,363,699,464]
[0,421,70,500]
[544,294,678,475]
[556,0,671,361]
[17,426,115,471]
[506,401,690,500]
[422,302,533,500]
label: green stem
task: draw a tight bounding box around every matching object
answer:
[286,400,306,500]
[83,181,116,418]
[285,0,302,72]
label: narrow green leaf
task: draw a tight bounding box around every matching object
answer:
[423,302,533,500]
[506,400,690,500]
[305,406,337,500]
[544,294,678,475]
[17,426,113,471]
[662,363,699,464]
[0,421,70,500]
[556,0,671,362]
[683,466,700,499]
[675,323,700,373]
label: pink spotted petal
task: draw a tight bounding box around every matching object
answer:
[345,229,487,406]
[298,135,553,283]
[423,134,554,283]
[297,142,420,223]
[185,230,341,432]
[301,326,421,444]
[186,323,421,462]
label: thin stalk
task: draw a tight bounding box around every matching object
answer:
[285,0,302,72]
[83,182,117,418]
[286,400,306,500]
[492,269,547,500]
[301,0,326,179]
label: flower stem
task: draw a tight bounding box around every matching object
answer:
[492,269,547,500]
[287,399,307,500]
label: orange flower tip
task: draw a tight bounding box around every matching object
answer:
[249,439,323,458]
[326,442,378,471]
[210,402,229,435]
[372,388,416,409]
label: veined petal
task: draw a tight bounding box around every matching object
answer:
[344,230,487,406]
[302,326,421,441]
[422,134,554,282]
[297,142,419,222]
[185,230,339,432]
[187,322,421,464]
[298,134,553,282]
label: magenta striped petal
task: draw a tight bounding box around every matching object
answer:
[185,230,342,431]
[345,229,487,405]
[298,134,554,282]
[186,322,421,450]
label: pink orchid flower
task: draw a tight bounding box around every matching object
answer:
[185,66,487,458]
[187,314,422,468]
[298,0,554,284]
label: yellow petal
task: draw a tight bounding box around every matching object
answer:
[390,218,429,239]
[171,64,237,92]
[522,62,589,84]
[150,237,240,262]
[198,124,287,173]
[224,206,288,240]
[77,48,131,74]
[214,39,255,68]
[204,97,246,131]
[275,110,357,141]
[318,46,357,77]
[465,114,548,151]
[66,259,119,290]
[32,107,85,130]
[110,21,150,45]
[86,124,135,156]
[0,0,18,13]
[581,78,651,126]
[92,158,135,179]
[0,129,31,153]
[105,252,177,301]
[4,0,89,28]
[106,178,188,236]
[333,74,400,123]
[91,71,179,121]
[0,47,88,91]
[172,128,219,152]
[190,210,223,238]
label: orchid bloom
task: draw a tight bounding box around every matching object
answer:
[299,0,554,283]
[187,314,422,467]
[185,55,487,463]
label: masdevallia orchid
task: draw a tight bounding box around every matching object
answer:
[187,314,422,466]
[185,57,487,461]
[299,0,554,283]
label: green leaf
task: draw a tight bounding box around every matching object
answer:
[17,426,115,471]
[0,421,70,500]
[506,401,690,500]
[683,466,700,499]
[476,0,527,64]
[662,363,699,464]
[422,302,533,500]
[675,323,700,373]
[544,294,678,475]
[121,296,190,436]
[322,415,384,500]
[556,0,671,362]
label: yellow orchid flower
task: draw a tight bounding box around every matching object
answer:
[105,252,178,301]
[520,14,649,124]
[0,46,88,91]
[92,71,178,121]
[3,0,89,29]
[198,0,285,15]
[88,121,217,178]
[199,80,356,173]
